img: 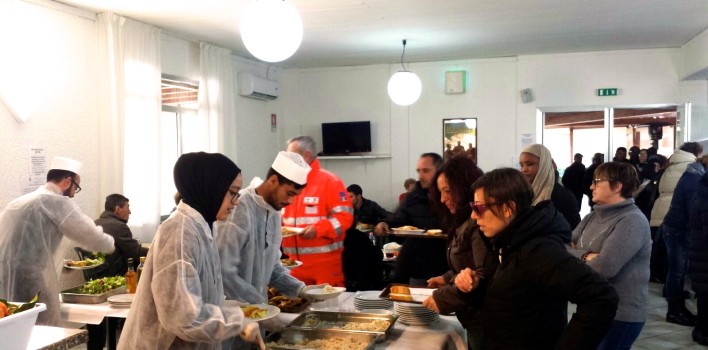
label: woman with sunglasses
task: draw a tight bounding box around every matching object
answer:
[570,162,651,350]
[118,152,262,350]
[455,168,618,349]
[422,156,489,349]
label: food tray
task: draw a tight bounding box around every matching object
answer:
[390,229,445,239]
[287,311,397,342]
[60,285,127,304]
[265,328,377,350]
[379,283,435,304]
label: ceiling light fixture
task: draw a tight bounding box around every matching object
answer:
[387,39,422,106]
[240,0,303,63]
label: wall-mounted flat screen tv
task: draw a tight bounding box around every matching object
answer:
[321,121,371,155]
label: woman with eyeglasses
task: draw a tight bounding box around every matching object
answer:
[422,156,490,349]
[570,162,651,350]
[118,152,263,350]
[455,168,618,349]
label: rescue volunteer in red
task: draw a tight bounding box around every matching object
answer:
[282,136,354,286]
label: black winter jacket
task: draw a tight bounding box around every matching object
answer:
[551,182,581,232]
[92,211,148,277]
[482,202,618,350]
[690,173,708,295]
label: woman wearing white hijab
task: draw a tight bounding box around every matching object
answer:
[520,144,581,234]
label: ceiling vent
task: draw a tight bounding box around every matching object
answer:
[237,72,279,100]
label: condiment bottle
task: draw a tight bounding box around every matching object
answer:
[125,258,137,293]
[137,256,145,284]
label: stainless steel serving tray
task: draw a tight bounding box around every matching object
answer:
[287,311,397,342]
[60,285,127,304]
[264,328,377,350]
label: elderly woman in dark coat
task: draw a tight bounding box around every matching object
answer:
[689,172,708,345]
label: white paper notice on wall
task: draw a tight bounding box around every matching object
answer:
[24,146,46,194]
[520,133,534,149]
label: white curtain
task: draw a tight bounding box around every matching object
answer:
[97,13,162,242]
[198,42,237,160]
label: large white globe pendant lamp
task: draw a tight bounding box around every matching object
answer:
[240,0,303,63]
[388,39,422,106]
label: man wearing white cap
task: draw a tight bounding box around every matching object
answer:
[0,156,116,325]
[282,136,354,287]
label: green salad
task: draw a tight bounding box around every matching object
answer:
[77,276,126,294]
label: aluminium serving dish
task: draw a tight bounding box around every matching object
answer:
[286,311,397,342]
[264,328,377,350]
[60,285,127,304]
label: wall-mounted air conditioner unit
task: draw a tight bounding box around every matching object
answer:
[237,72,279,100]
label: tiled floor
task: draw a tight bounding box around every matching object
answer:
[69,281,706,349]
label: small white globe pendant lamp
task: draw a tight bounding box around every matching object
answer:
[240,0,303,63]
[387,39,422,106]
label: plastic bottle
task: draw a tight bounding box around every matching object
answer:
[125,258,137,293]
[136,256,145,284]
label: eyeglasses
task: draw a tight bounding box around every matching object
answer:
[228,189,240,204]
[72,179,82,194]
[592,178,613,186]
[469,202,500,215]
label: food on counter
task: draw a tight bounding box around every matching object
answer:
[321,285,336,294]
[0,293,38,319]
[389,285,413,302]
[266,336,370,350]
[281,257,297,266]
[393,225,421,231]
[426,229,443,236]
[77,276,126,294]
[268,287,309,313]
[301,316,391,332]
[240,305,268,319]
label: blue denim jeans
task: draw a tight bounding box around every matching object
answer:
[596,320,645,350]
[663,225,690,301]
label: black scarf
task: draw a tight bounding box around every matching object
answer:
[173,152,240,229]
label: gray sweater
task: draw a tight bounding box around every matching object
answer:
[570,198,651,322]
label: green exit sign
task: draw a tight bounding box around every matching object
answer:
[597,88,619,96]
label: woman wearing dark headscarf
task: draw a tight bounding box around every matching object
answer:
[119,152,261,350]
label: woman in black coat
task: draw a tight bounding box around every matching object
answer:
[689,172,708,345]
[455,168,618,350]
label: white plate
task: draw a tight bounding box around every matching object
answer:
[304,286,346,301]
[63,260,104,270]
[355,291,384,301]
[358,309,393,315]
[241,304,280,322]
[107,294,134,304]
[281,227,304,238]
[282,260,303,270]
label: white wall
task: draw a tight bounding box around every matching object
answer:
[0,0,101,217]
[681,28,708,80]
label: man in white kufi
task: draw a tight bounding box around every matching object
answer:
[0,156,115,325]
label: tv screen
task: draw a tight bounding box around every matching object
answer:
[321,121,371,155]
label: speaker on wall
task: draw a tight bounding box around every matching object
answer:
[520,88,534,103]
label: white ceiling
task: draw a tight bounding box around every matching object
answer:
[55,0,708,69]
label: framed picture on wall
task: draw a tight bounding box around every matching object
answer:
[443,118,477,163]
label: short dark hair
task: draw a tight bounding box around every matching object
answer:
[431,157,484,230]
[616,147,627,152]
[421,152,443,169]
[266,168,305,190]
[680,142,703,157]
[404,178,416,189]
[594,162,639,198]
[472,168,533,219]
[105,194,129,211]
[46,169,76,183]
[347,184,363,196]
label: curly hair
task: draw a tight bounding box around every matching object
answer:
[431,157,484,231]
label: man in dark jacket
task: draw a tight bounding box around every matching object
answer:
[583,153,604,208]
[342,184,390,290]
[689,172,708,344]
[374,153,445,286]
[93,194,148,277]
[562,153,586,209]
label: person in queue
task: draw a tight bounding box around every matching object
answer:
[374,152,446,286]
[399,177,416,204]
[561,153,586,209]
[0,156,115,326]
[570,162,651,349]
[455,168,618,349]
[215,152,320,349]
[583,152,605,209]
[519,144,580,232]
[85,193,148,350]
[118,152,261,350]
[689,171,708,345]
[422,156,489,349]
[281,136,354,286]
[342,184,390,291]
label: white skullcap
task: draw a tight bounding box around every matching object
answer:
[50,156,82,175]
[272,151,310,185]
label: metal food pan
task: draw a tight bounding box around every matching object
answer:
[287,311,397,342]
[264,328,376,350]
[60,285,127,304]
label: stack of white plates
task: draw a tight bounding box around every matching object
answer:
[354,291,392,311]
[107,294,134,308]
[393,302,439,326]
